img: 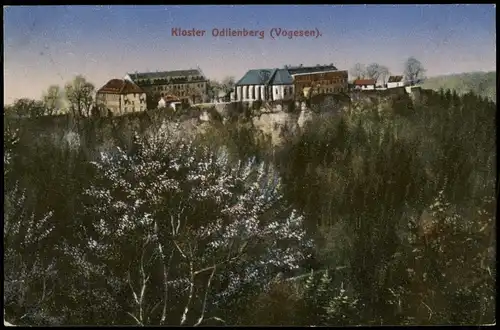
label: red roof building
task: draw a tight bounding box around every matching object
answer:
[98,79,145,94]
[96,79,147,115]
[353,79,377,86]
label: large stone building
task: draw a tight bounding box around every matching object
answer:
[234,68,294,102]
[124,69,208,107]
[287,64,348,98]
[96,79,147,115]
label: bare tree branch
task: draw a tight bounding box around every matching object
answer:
[160,251,174,325]
[404,57,426,84]
[126,311,143,326]
[194,265,216,327]
[205,316,226,325]
[173,240,188,259]
[350,63,367,80]
[154,219,175,326]
[127,271,140,306]
[42,85,64,116]
[180,260,195,325]
[138,242,150,324]
[126,240,152,326]
[421,300,433,321]
[64,75,95,117]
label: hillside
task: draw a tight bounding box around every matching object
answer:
[4,88,496,326]
[421,71,496,101]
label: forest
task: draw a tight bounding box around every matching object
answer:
[421,71,496,102]
[3,88,496,326]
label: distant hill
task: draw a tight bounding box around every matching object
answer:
[421,71,496,101]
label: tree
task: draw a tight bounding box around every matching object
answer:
[79,130,312,325]
[366,63,390,85]
[404,57,426,85]
[383,190,495,325]
[6,98,46,119]
[42,85,64,116]
[184,86,204,105]
[207,77,234,102]
[221,76,235,93]
[4,132,61,325]
[64,75,95,117]
[207,80,222,101]
[350,63,366,80]
[377,66,390,86]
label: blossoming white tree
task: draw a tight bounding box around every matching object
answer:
[83,129,312,325]
[4,126,60,326]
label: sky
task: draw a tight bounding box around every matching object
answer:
[3,4,496,105]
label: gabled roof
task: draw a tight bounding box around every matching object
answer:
[354,79,376,85]
[287,64,338,75]
[235,69,273,85]
[127,69,204,80]
[272,69,294,85]
[98,79,144,94]
[235,68,293,86]
[388,75,403,83]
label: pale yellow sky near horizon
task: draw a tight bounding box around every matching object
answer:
[4,5,496,106]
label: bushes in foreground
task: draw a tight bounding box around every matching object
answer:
[4,89,496,325]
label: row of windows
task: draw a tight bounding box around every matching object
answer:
[296,74,347,81]
[99,93,145,100]
[282,86,293,96]
[241,86,294,99]
[120,106,145,113]
[160,91,192,97]
[296,82,347,89]
[151,83,205,92]
[123,99,145,106]
[314,87,346,94]
[136,76,205,85]
[298,78,347,85]
[129,93,146,99]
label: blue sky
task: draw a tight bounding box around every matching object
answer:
[4,5,496,104]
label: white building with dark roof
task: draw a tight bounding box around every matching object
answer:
[234,68,294,102]
[387,75,405,88]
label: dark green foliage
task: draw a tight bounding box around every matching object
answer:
[3,88,496,326]
[252,100,263,111]
[273,90,496,325]
[421,71,496,101]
